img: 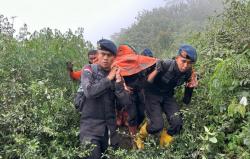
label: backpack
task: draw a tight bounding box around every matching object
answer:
[74,64,98,112]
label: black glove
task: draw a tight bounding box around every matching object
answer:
[66,61,73,72]
[182,87,193,105]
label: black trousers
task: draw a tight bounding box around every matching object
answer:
[80,127,118,159]
[126,89,145,127]
[144,91,183,136]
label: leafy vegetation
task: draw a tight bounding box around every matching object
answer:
[111,0,224,57]
[0,0,250,158]
[0,20,93,158]
[110,0,250,158]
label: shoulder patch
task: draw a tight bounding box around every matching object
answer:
[83,65,93,73]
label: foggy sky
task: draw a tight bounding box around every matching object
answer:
[1,0,166,44]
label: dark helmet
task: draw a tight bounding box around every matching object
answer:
[177,44,197,63]
[141,48,154,57]
[97,39,117,55]
[87,49,97,56]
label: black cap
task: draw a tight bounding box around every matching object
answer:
[141,48,154,57]
[97,39,117,55]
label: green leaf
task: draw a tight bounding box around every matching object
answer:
[243,139,250,146]
[204,126,209,133]
[237,105,246,118]
[228,98,246,117]
[209,137,218,143]
[228,102,236,117]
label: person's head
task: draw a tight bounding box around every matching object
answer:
[141,48,154,57]
[175,44,197,72]
[96,39,117,70]
[87,50,97,64]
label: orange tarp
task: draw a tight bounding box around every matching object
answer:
[113,45,157,76]
[69,45,157,80]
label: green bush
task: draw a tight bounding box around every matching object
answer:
[0,24,92,158]
[111,0,250,158]
[0,0,250,158]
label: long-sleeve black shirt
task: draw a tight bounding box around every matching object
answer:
[80,64,130,137]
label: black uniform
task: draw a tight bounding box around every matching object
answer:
[144,59,193,136]
[80,64,130,159]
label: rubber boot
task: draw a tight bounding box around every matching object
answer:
[135,122,148,149]
[159,128,173,148]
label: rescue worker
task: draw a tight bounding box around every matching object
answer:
[80,39,130,159]
[66,49,97,81]
[135,44,198,149]
[124,47,155,138]
[113,45,157,147]
[123,71,146,147]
